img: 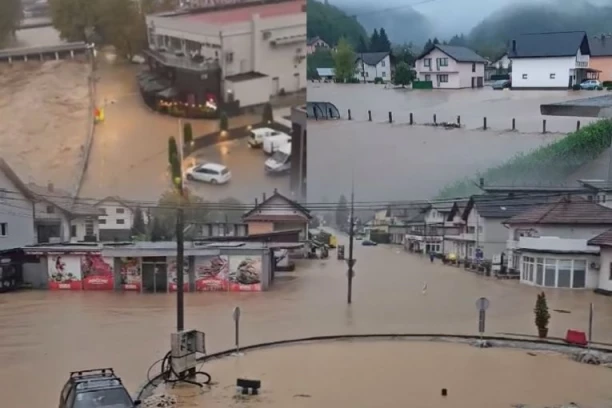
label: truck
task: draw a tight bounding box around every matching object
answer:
[263,133,291,154]
[264,143,291,174]
[248,127,285,148]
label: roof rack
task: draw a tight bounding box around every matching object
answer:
[70,368,116,379]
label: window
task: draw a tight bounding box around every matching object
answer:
[382,72,386,77]
[467,226,475,233]
[424,74,431,81]
[572,260,586,288]
[381,60,386,67]
[438,74,449,83]
[99,219,106,224]
[544,259,556,287]
[522,74,528,79]
[472,63,476,72]
[116,208,125,214]
[536,258,544,285]
[117,219,125,225]
[47,205,54,214]
[0,222,6,237]
[424,58,431,67]
[549,73,556,79]
[557,260,572,288]
[71,225,77,238]
[437,58,448,67]
[85,218,94,236]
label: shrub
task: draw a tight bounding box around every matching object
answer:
[168,137,178,165]
[279,88,286,96]
[603,81,612,87]
[437,119,612,198]
[183,122,193,147]
[607,86,612,91]
[534,292,551,336]
[219,112,228,131]
[347,77,360,83]
[572,84,581,91]
[374,77,383,84]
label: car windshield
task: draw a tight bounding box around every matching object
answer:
[494,80,507,85]
[74,388,133,408]
[271,151,289,163]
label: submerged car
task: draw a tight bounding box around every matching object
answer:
[491,79,511,90]
[59,368,140,408]
[361,239,377,246]
[580,79,603,90]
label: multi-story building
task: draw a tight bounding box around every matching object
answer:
[145,0,306,110]
[415,44,487,89]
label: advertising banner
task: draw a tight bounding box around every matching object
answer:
[228,255,262,292]
[119,257,141,291]
[48,255,82,290]
[81,254,114,290]
[167,257,190,292]
[194,255,229,292]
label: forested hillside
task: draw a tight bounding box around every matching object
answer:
[307,0,367,47]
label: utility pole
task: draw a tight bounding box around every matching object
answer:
[176,118,185,332]
[347,177,355,304]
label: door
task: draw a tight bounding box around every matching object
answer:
[568,76,573,88]
[142,261,168,293]
[271,77,280,95]
[471,77,475,88]
[477,77,484,88]
[155,264,167,292]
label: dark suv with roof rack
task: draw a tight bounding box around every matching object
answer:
[59,368,140,408]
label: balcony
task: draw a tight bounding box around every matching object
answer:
[575,56,589,68]
[144,48,220,72]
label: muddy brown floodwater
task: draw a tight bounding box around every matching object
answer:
[2,236,612,407]
[154,340,612,408]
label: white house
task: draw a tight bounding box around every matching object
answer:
[307,36,330,54]
[146,0,306,102]
[355,52,391,83]
[491,53,511,70]
[508,31,598,89]
[95,196,137,241]
[415,44,487,89]
[0,158,36,250]
[588,229,612,293]
[504,196,612,289]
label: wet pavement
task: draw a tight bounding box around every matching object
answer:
[306,84,603,202]
[2,235,612,406]
[79,58,291,203]
[154,340,612,408]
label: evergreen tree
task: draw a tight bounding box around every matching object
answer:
[262,102,273,123]
[356,36,368,53]
[131,207,146,236]
[219,112,228,131]
[433,37,440,45]
[423,38,434,52]
[370,29,380,52]
[183,122,193,147]
[378,28,391,52]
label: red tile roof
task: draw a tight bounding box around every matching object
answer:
[184,1,304,25]
[506,196,612,225]
[588,229,612,247]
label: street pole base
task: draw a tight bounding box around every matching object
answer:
[231,351,244,357]
[473,339,491,348]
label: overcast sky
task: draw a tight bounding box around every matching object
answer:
[330,0,609,39]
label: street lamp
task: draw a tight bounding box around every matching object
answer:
[347,176,355,304]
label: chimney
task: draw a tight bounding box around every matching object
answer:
[479,177,484,188]
[511,40,516,53]
[262,192,266,201]
[47,182,54,192]
[273,187,278,194]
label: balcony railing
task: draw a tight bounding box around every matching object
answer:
[144,48,220,72]
[576,56,589,68]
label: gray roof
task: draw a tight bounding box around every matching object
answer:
[28,183,100,216]
[465,194,562,219]
[418,44,487,63]
[316,68,334,77]
[590,35,612,57]
[356,52,389,66]
[508,31,588,58]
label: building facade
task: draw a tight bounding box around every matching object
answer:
[508,31,597,89]
[145,0,306,109]
[95,197,136,241]
[589,34,612,83]
[0,159,35,250]
[355,52,391,83]
[242,189,311,239]
[415,44,486,89]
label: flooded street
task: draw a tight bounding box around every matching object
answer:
[79,59,291,203]
[306,84,601,202]
[2,235,612,406]
[159,340,612,407]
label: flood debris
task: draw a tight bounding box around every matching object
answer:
[142,393,178,407]
[425,121,461,129]
[293,394,311,398]
[573,350,603,365]
[471,339,492,348]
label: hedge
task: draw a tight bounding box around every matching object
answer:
[436,119,612,198]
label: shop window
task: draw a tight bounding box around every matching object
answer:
[544,259,556,287]
[573,260,586,288]
[536,262,544,285]
[557,260,572,288]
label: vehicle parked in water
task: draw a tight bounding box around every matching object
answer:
[361,239,377,246]
[580,79,603,90]
[185,162,232,184]
[265,143,291,174]
[263,134,291,154]
[491,79,511,90]
[59,368,139,408]
[248,127,285,148]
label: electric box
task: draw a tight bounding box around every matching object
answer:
[170,330,206,376]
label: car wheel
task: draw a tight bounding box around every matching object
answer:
[186,174,194,181]
[210,179,218,184]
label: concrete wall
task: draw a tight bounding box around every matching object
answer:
[481,218,509,260]
[511,56,577,88]
[97,201,133,230]
[22,258,48,289]
[224,75,271,107]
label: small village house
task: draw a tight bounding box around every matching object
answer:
[588,34,612,83]
[354,52,391,83]
[95,196,137,241]
[508,31,598,89]
[0,158,36,251]
[242,189,311,240]
[504,196,612,289]
[492,52,511,71]
[404,202,463,253]
[415,44,487,89]
[587,229,612,293]
[307,36,330,54]
[315,67,334,81]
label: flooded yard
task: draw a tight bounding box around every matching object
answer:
[2,237,612,406]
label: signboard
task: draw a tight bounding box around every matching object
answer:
[476,297,489,311]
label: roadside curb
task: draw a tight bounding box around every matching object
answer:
[135,333,612,400]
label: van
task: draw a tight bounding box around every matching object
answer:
[264,143,291,173]
[262,134,291,154]
[248,127,284,148]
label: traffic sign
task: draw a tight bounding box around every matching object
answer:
[476,297,489,311]
[233,306,241,322]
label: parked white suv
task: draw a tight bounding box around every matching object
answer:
[185,163,231,184]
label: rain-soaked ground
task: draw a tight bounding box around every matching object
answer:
[151,340,612,408]
[2,235,612,407]
[306,83,602,202]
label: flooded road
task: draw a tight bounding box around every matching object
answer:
[157,340,612,407]
[2,236,612,406]
[306,84,601,202]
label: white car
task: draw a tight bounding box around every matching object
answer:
[265,143,291,174]
[185,163,231,184]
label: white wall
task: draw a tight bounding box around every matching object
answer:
[511,56,575,88]
[598,247,612,291]
[224,75,271,107]
[415,48,484,89]
[355,55,391,82]
[71,217,100,242]
[0,174,35,250]
[457,62,485,88]
[97,202,133,230]
[482,219,509,260]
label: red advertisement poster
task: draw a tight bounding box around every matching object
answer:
[81,254,114,290]
[119,257,141,291]
[228,256,262,292]
[194,255,229,292]
[167,257,190,292]
[48,255,82,290]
